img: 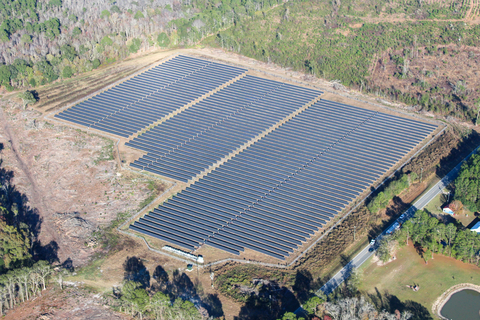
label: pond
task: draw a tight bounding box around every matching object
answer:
[440,289,480,320]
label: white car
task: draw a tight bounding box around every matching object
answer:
[370,239,376,246]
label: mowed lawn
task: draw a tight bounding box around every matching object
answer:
[358,243,480,315]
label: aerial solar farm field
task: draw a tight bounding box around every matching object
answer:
[54,54,439,263]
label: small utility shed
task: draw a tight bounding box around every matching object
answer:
[471,221,480,233]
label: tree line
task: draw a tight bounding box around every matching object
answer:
[0,161,63,316]
[277,288,413,319]
[367,173,413,214]
[102,256,224,319]
[454,152,480,212]
[389,210,480,265]
[0,0,281,92]
[0,260,53,316]
[116,280,202,320]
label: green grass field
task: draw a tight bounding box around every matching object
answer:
[358,244,480,317]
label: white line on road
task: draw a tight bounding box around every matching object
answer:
[317,145,480,296]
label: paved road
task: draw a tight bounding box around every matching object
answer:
[317,146,480,296]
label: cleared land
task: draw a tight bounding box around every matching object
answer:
[0,98,161,266]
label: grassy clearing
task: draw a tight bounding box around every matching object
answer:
[138,180,161,210]
[424,190,448,215]
[94,138,115,165]
[357,243,480,317]
[424,191,477,227]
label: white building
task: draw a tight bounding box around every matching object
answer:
[471,221,480,233]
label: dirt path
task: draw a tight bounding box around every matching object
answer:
[359,3,480,25]
[0,107,68,260]
[465,0,476,20]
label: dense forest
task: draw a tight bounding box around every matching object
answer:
[211,0,480,123]
[388,210,480,265]
[3,0,480,123]
[454,153,480,211]
[0,0,282,91]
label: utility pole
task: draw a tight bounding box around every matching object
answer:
[354,226,356,241]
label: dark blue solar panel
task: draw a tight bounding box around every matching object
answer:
[54,55,247,136]
[132,99,437,259]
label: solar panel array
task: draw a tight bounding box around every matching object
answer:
[54,54,438,260]
[131,100,437,260]
[55,55,247,137]
[127,75,322,182]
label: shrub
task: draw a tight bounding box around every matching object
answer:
[62,66,73,78]
[92,58,101,69]
[134,10,145,20]
[157,32,170,47]
[101,36,113,46]
[100,9,111,18]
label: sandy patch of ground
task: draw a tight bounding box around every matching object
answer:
[0,99,165,267]
[369,45,480,112]
[2,287,129,320]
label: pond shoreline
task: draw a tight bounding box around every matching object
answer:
[432,283,480,319]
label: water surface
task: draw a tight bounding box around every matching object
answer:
[440,289,480,320]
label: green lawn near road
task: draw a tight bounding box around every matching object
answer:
[357,244,480,317]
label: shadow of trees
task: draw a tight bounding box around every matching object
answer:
[385,196,408,218]
[123,256,224,318]
[233,270,315,320]
[236,284,300,320]
[293,269,314,302]
[368,288,433,320]
[0,158,60,273]
[123,256,150,288]
[436,130,480,178]
[413,243,424,257]
[152,264,169,291]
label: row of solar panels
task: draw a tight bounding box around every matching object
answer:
[129,79,322,181]
[55,55,247,137]
[125,75,284,156]
[126,76,321,157]
[131,99,437,259]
